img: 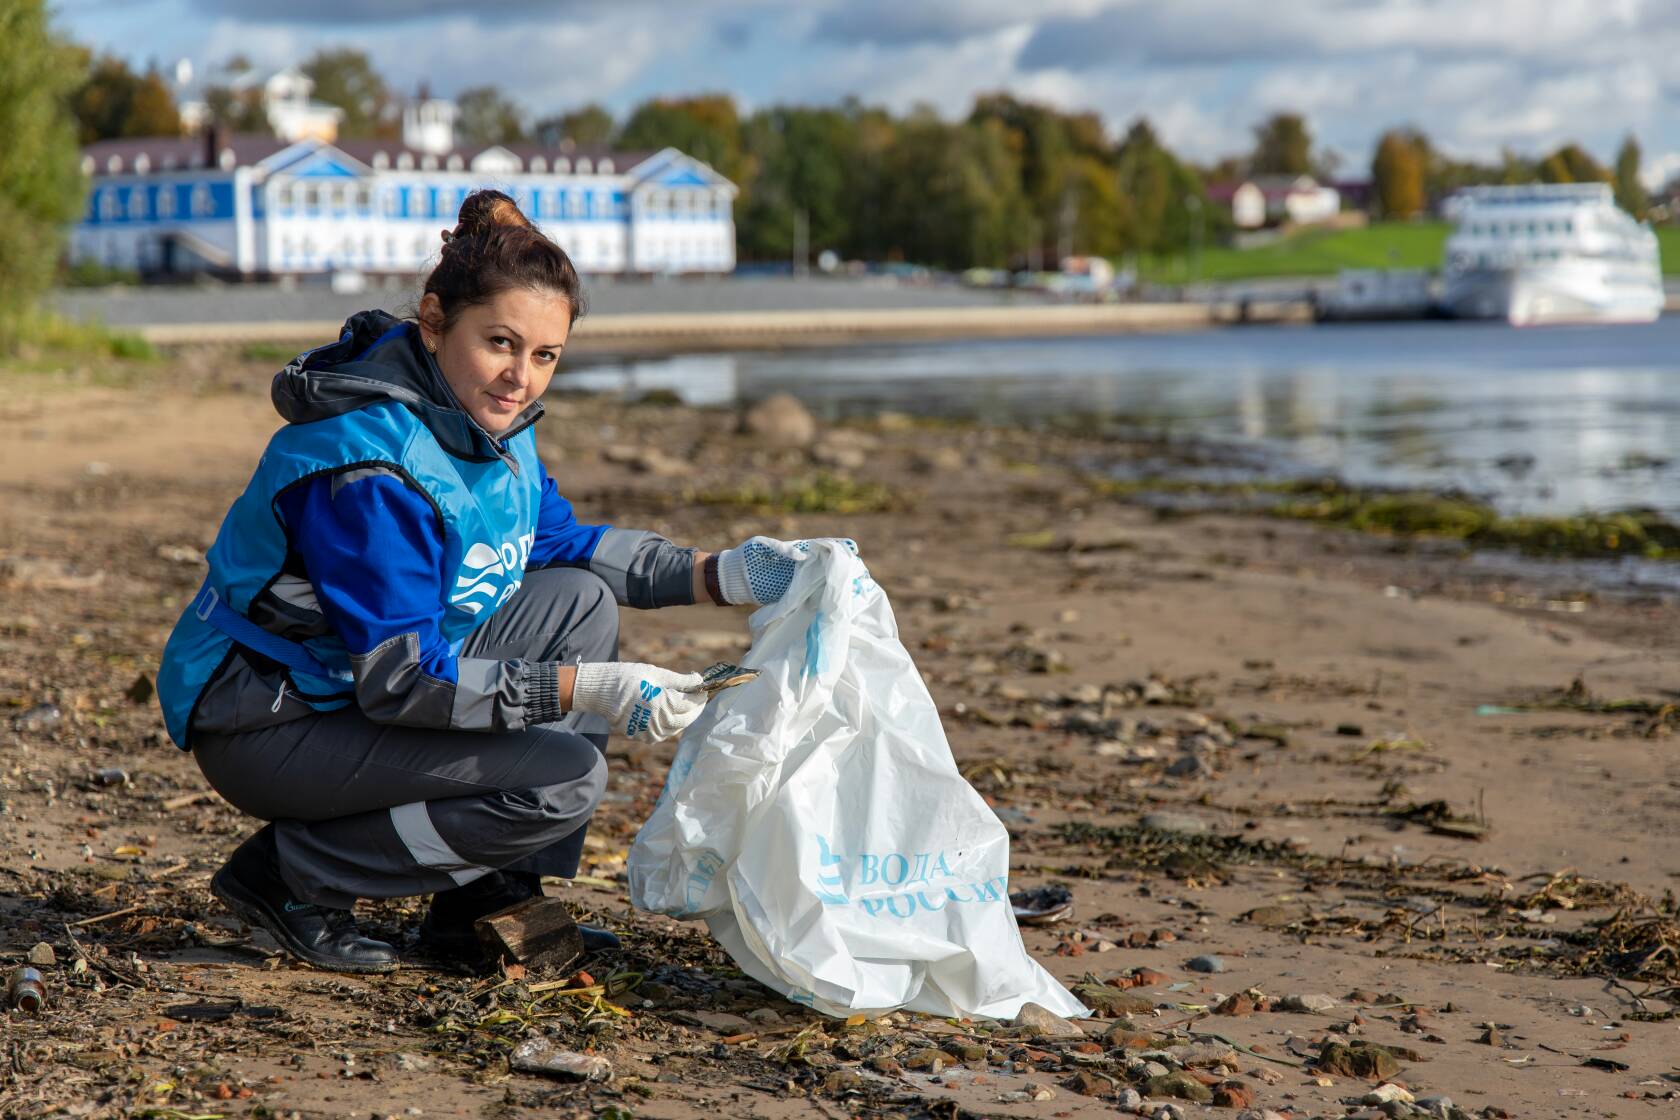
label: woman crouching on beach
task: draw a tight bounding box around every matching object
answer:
[157,189,828,972]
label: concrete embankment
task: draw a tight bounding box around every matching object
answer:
[136,300,1310,352]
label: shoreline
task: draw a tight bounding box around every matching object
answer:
[135,299,1314,351]
[1,364,1677,1118]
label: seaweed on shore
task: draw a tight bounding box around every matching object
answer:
[1091,474,1680,561]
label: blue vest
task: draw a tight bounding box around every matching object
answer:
[157,400,542,748]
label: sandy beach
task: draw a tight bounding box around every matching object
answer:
[2,348,1677,1119]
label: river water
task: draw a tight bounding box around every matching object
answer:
[564,317,1680,519]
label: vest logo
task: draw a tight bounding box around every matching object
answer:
[449,535,532,615]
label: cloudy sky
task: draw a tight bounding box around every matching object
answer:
[53,0,1680,186]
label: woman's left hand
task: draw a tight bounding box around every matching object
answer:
[713,536,860,605]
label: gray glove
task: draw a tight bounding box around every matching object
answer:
[715,536,861,605]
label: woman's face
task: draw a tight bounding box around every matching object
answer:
[421,287,572,436]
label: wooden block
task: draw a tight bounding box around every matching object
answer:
[473,897,586,972]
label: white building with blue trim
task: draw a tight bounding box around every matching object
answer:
[73,129,737,278]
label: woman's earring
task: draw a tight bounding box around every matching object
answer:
[423,334,438,354]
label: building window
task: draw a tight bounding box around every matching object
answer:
[598,158,614,174]
[157,186,176,219]
[330,185,348,210]
[128,189,149,220]
[106,155,123,173]
[421,154,439,170]
[191,183,213,217]
[397,152,415,170]
[277,184,294,210]
[530,156,547,173]
[414,235,428,259]
[577,157,593,174]
[99,189,118,221]
[372,152,390,170]
[555,157,571,173]
[386,237,397,261]
[134,154,151,173]
[446,154,464,171]
[302,184,319,211]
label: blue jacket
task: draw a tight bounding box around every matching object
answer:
[157,310,696,749]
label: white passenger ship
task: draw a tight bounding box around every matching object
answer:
[1441,184,1663,325]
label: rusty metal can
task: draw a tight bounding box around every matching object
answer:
[7,965,45,1014]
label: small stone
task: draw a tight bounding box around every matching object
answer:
[1025,1081,1056,1101]
[27,943,55,968]
[1141,811,1209,835]
[1317,1041,1401,1080]
[1213,1080,1256,1109]
[1165,754,1214,779]
[1132,967,1171,987]
[903,1048,950,1073]
[1151,1100,1189,1119]
[508,1039,611,1081]
[942,1040,988,1063]
[746,1008,782,1024]
[1413,1095,1454,1119]
[1335,723,1364,736]
[1074,983,1154,1016]
[13,704,61,732]
[1144,1072,1213,1103]
[1476,1025,1502,1046]
[822,1069,866,1094]
[867,1055,903,1076]
[1281,992,1338,1013]
[1215,993,1256,1016]
[693,1011,753,1033]
[394,1052,432,1072]
[1064,1070,1108,1096]
[1115,1086,1145,1110]
[1012,1001,1084,1039]
[741,392,818,449]
[1186,955,1225,974]
[911,445,964,472]
[1365,1083,1416,1105]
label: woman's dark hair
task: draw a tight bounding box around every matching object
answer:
[422,189,587,329]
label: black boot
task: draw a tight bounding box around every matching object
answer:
[418,872,623,963]
[211,826,397,974]
[416,870,537,964]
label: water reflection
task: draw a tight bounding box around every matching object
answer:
[560,318,1680,517]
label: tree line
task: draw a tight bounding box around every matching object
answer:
[1370,129,1650,220]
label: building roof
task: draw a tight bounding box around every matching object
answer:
[81,134,668,178]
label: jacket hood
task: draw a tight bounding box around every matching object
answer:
[270,309,543,462]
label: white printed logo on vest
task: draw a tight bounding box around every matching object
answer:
[449,534,533,615]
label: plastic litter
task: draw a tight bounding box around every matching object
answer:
[628,540,1086,1020]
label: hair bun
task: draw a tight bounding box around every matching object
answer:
[446,189,532,245]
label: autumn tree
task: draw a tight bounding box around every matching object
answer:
[534,104,615,148]
[1115,118,1211,255]
[71,54,180,142]
[1371,129,1426,218]
[1615,135,1647,218]
[456,86,526,145]
[1249,112,1313,176]
[302,48,394,139]
[618,94,750,186]
[0,0,86,348]
[1538,143,1609,184]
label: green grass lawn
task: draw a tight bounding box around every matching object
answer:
[1139,221,1680,283]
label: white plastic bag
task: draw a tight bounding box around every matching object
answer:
[628,540,1086,1020]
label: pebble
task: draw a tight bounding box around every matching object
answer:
[1365,1083,1416,1104]
[1213,1081,1255,1109]
[741,393,818,449]
[1115,1087,1144,1110]
[1413,1095,1454,1118]
[903,1048,950,1072]
[1282,992,1338,1013]
[1140,811,1209,835]
[27,943,55,967]
[13,704,61,732]
[1186,954,1225,974]
[1012,1001,1084,1039]
[1150,1104,1186,1120]
[508,1039,611,1081]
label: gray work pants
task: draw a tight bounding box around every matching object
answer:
[194,567,618,909]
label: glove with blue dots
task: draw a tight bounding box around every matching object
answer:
[715,536,860,605]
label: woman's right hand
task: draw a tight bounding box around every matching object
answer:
[567,662,706,743]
